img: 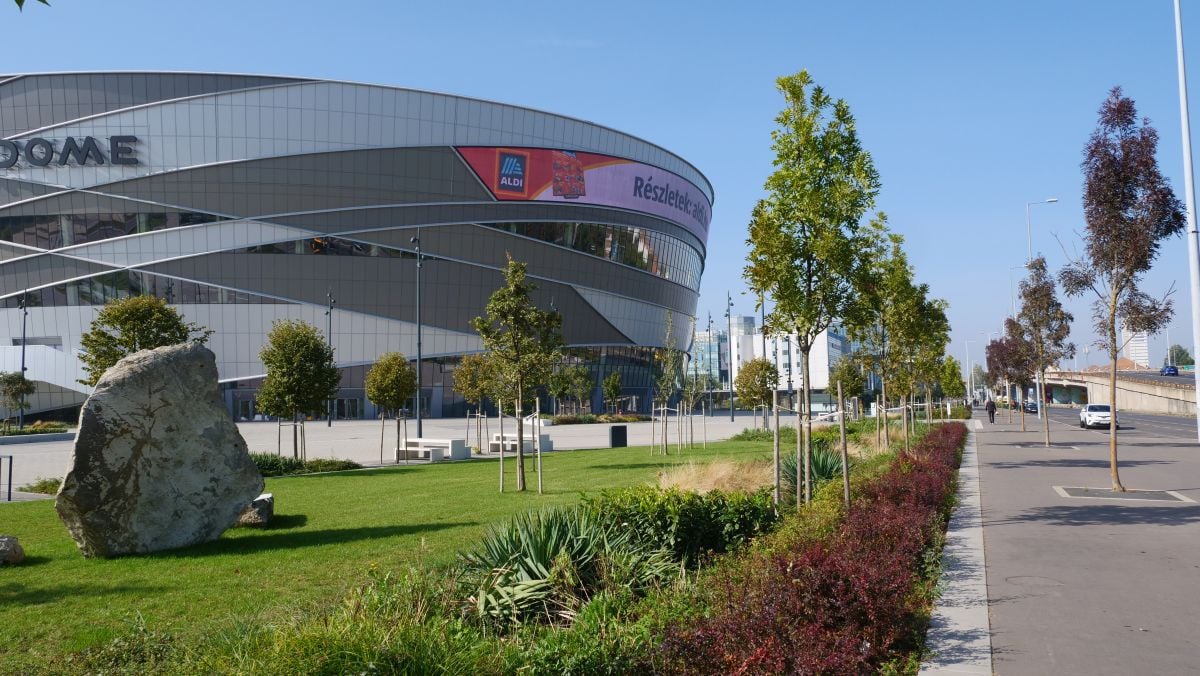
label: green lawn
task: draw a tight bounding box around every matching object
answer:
[0,441,769,670]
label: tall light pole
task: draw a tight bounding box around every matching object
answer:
[411,232,424,438]
[965,339,977,403]
[1008,264,1027,318]
[706,312,714,416]
[726,291,735,422]
[326,288,336,427]
[1174,0,1200,443]
[17,291,28,430]
[1025,198,1058,262]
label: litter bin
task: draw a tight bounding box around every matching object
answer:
[609,425,627,448]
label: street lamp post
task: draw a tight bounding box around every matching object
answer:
[17,291,28,429]
[726,291,735,422]
[411,232,424,438]
[1025,198,1058,262]
[326,288,336,427]
[1173,0,1200,443]
[965,339,977,404]
[706,312,714,416]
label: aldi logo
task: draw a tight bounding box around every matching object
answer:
[496,150,529,196]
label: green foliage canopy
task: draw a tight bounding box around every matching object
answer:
[734,358,779,409]
[256,320,340,419]
[364,352,417,415]
[78,295,212,386]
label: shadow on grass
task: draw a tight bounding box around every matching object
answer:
[146,521,478,559]
[585,462,688,470]
[5,555,53,568]
[262,514,308,529]
[1,580,169,607]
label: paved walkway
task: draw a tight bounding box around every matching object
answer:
[0,412,771,496]
[927,411,1200,674]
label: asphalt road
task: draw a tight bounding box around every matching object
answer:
[1032,405,1200,443]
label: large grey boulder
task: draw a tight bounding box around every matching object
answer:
[56,343,264,558]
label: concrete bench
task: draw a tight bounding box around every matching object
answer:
[401,438,468,461]
[487,433,554,454]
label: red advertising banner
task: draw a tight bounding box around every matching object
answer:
[456,146,710,242]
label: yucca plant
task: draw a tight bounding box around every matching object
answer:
[781,437,848,501]
[460,507,675,627]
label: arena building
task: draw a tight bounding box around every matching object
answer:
[0,72,711,420]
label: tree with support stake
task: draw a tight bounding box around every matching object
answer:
[257,320,340,459]
[471,257,563,492]
[1060,87,1185,492]
[365,352,418,464]
[1015,256,1075,448]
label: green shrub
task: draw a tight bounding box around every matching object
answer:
[301,458,363,474]
[947,404,972,419]
[249,452,306,477]
[583,486,778,566]
[460,507,677,627]
[18,476,61,494]
[249,453,362,477]
[0,420,69,436]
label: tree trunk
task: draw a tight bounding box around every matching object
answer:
[838,381,850,510]
[902,394,910,454]
[498,399,505,492]
[801,351,813,504]
[1108,310,1125,491]
[795,401,803,507]
[772,388,780,506]
[515,396,526,491]
[1041,368,1052,447]
[1019,387,1026,431]
[292,411,299,459]
[1006,378,1012,423]
[881,379,890,449]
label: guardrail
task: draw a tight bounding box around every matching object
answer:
[1,455,12,502]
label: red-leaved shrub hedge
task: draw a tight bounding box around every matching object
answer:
[655,422,966,674]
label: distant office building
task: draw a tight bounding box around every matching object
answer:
[729,324,851,397]
[1120,326,1151,369]
[692,328,728,389]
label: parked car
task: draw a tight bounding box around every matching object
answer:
[1023,400,1039,413]
[1161,365,1179,376]
[1079,404,1118,429]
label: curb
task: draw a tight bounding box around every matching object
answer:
[920,419,992,674]
[0,432,75,445]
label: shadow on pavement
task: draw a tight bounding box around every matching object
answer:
[995,504,1200,527]
[987,458,1173,470]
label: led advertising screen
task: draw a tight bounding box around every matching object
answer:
[457,146,711,242]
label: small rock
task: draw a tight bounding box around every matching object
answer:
[0,536,24,565]
[237,493,274,527]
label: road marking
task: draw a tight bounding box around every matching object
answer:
[1053,485,1197,503]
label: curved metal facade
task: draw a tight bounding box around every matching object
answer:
[0,73,710,417]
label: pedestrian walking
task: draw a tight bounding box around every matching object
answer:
[985,398,996,424]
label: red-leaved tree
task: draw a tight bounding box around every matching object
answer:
[1060,87,1185,491]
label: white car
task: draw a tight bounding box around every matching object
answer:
[1079,404,1118,429]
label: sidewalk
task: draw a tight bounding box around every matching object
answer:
[972,412,1200,673]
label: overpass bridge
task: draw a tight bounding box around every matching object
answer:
[1042,370,1195,416]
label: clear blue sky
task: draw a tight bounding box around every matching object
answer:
[7,0,1200,374]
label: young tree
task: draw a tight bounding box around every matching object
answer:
[1060,88,1185,491]
[365,352,418,461]
[603,370,622,413]
[454,353,492,411]
[1166,344,1194,367]
[940,356,966,401]
[745,70,880,505]
[548,366,573,415]
[471,257,563,492]
[0,372,35,430]
[257,319,340,458]
[654,312,684,409]
[78,295,212,386]
[566,365,593,414]
[1016,256,1075,447]
[829,354,867,418]
[734,358,778,414]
